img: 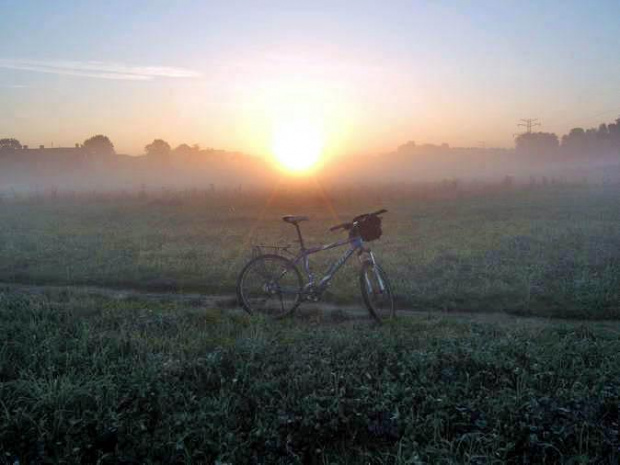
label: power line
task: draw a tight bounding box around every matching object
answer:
[517,118,541,134]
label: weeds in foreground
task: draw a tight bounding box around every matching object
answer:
[1,289,620,463]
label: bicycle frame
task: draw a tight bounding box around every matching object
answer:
[239,211,392,319]
[289,234,376,291]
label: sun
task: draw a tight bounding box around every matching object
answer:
[272,118,325,173]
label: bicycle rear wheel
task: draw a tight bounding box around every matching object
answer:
[237,254,303,318]
[360,262,395,323]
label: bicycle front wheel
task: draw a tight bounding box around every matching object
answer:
[360,262,395,323]
[237,254,303,318]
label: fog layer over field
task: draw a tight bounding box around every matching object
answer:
[2,120,620,193]
[3,185,620,318]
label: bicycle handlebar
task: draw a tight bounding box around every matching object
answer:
[329,209,388,232]
[329,222,352,232]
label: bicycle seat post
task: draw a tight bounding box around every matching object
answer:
[294,223,305,250]
[282,216,309,251]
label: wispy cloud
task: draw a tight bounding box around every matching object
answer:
[0,59,202,81]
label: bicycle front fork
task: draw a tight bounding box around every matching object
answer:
[360,250,386,293]
[358,247,376,266]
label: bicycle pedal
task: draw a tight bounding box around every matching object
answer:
[301,288,322,302]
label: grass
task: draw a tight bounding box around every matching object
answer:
[1,287,620,463]
[2,185,620,318]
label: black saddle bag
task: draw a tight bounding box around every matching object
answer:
[356,215,382,241]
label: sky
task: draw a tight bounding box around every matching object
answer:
[2,0,620,157]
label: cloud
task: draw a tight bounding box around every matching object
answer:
[0,59,202,81]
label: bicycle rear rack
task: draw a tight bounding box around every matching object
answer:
[251,244,295,259]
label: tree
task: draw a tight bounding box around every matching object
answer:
[515,132,559,154]
[559,119,620,156]
[145,139,171,158]
[0,138,22,151]
[173,143,202,159]
[561,128,587,153]
[397,140,416,153]
[83,135,115,156]
[608,118,620,148]
[172,143,194,155]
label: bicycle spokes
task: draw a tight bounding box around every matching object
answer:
[238,255,302,317]
[361,264,394,323]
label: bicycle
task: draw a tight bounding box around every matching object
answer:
[236,209,395,323]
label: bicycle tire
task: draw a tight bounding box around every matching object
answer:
[237,254,303,318]
[359,262,395,324]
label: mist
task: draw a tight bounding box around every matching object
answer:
[2,117,620,195]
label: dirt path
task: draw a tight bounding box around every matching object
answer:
[2,281,618,329]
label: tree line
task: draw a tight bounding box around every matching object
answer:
[0,135,210,158]
[515,117,620,155]
[3,116,620,158]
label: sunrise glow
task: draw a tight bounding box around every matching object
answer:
[272,117,325,173]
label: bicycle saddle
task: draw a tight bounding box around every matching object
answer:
[282,215,309,224]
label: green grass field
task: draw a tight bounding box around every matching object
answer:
[3,185,620,463]
[2,286,620,464]
[2,185,620,318]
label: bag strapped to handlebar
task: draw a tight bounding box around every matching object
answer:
[329,209,387,241]
[354,214,383,242]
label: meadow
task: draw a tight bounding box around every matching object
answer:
[3,184,620,463]
[1,184,620,318]
[1,286,620,464]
